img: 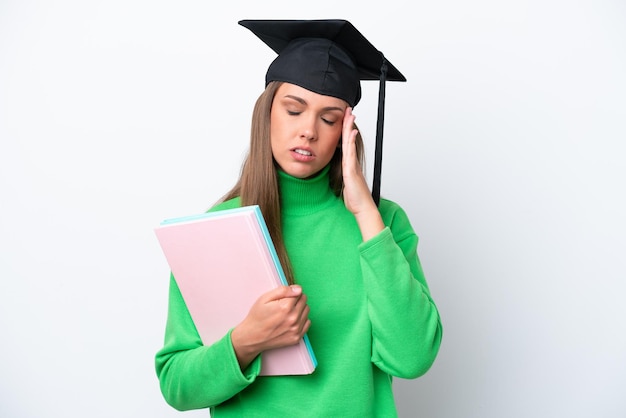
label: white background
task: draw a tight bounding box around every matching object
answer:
[1,1,625,417]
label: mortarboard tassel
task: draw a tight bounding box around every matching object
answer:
[372,55,387,207]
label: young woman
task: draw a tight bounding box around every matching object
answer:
[156,19,442,417]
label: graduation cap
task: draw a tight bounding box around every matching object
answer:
[239,19,406,206]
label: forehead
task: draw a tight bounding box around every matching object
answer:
[275,83,348,109]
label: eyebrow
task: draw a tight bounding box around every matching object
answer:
[283,95,345,112]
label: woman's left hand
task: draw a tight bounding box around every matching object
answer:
[341,107,385,241]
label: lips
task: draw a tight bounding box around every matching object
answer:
[293,148,312,156]
[290,147,315,162]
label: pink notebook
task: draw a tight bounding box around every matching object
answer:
[154,205,317,376]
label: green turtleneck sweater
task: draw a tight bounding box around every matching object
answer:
[155,167,442,417]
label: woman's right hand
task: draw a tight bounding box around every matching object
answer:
[230,285,311,370]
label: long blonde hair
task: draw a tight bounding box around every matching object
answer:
[218,81,366,284]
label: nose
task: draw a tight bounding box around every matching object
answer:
[299,117,317,141]
[300,130,315,141]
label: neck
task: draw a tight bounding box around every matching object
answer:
[278,166,337,215]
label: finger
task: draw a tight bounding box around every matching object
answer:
[292,293,309,317]
[342,112,359,175]
[301,318,311,335]
[342,107,357,149]
[261,285,303,304]
[291,304,311,337]
[299,303,311,325]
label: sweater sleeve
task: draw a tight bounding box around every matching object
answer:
[154,273,262,411]
[358,201,443,379]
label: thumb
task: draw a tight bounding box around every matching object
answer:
[265,285,302,302]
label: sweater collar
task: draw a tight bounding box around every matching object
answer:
[278,165,337,215]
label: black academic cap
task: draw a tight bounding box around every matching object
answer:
[239,19,406,205]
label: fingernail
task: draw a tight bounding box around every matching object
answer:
[290,285,302,294]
